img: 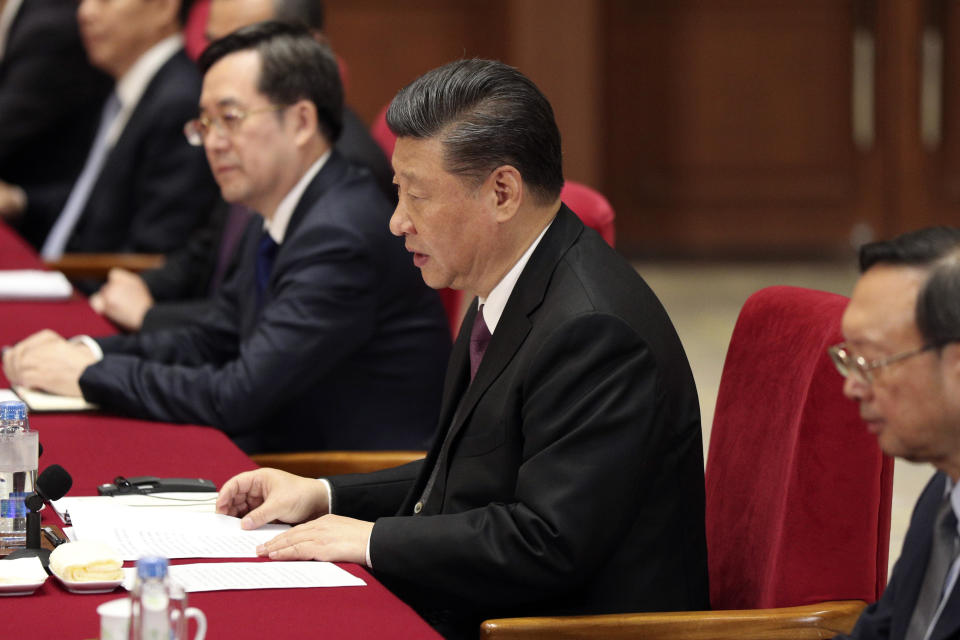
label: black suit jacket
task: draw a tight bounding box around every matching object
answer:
[0,0,111,193]
[330,206,710,637]
[78,151,451,453]
[137,105,393,332]
[837,472,960,640]
[19,48,217,252]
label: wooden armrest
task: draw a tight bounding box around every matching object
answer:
[480,600,866,640]
[44,253,165,279]
[250,450,427,477]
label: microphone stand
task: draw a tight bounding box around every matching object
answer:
[6,494,51,569]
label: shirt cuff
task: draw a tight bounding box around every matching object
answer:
[317,478,372,568]
[70,335,103,362]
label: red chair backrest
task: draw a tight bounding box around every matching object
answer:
[183,0,211,61]
[705,286,893,610]
[371,103,396,162]
[560,181,616,247]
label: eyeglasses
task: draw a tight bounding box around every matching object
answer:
[183,104,288,146]
[827,342,938,384]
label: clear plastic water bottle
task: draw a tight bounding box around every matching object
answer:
[0,400,37,550]
[128,556,173,640]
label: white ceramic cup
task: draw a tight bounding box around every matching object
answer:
[98,596,207,640]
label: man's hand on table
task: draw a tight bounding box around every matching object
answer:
[89,268,154,331]
[216,468,373,565]
[2,329,96,396]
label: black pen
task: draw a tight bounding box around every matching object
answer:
[41,526,66,547]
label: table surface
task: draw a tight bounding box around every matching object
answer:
[0,224,440,639]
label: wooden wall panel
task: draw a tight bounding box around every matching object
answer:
[324,0,508,125]
[602,0,883,256]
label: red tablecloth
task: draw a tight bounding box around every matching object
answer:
[0,224,441,639]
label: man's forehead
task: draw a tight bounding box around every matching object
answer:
[843,264,927,343]
[392,137,446,181]
[200,51,262,108]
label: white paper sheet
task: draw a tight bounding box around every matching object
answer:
[51,493,219,524]
[12,385,97,412]
[122,562,365,592]
[68,502,289,560]
[0,270,72,300]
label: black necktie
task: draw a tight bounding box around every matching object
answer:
[255,231,279,309]
[906,495,960,640]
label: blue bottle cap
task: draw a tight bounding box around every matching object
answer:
[136,556,168,579]
[0,401,27,421]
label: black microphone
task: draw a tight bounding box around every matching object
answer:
[5,464,72,570]
[24,464,72,513]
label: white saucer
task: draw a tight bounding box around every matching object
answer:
[53,573,122,594]
[0,578,46,596]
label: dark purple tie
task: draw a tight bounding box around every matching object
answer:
[469,305,492,380]
[255,231,279,310]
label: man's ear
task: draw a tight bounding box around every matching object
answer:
[941,343,960,384]
[290,100,320,147]
[487,165,522,223]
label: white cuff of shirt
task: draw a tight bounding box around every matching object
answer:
[317,478,373,569]
[70,335,103,362]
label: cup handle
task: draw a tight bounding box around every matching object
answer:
[185,607,207,640]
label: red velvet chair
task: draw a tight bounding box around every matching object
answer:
[183,0,211,61]
[707,285,893,609]
[481,285,894,638]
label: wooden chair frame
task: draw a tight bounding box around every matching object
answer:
[480,600,866,639]
[250,450,426,477]
[44,253,165,280]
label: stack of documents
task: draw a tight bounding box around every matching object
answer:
[65,500,365,591]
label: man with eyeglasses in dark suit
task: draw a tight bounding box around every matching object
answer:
[830,227,960,640]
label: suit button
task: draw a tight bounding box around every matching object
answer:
[414,501,423,514]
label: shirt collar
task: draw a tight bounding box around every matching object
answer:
[947,476,960,538]
[263,151,330,244]
[478,219,553,334]
[0,0,23,60]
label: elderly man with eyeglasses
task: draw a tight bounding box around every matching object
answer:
[2,22,450,455]
[829,226,960,640]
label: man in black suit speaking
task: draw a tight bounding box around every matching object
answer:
[215,59,710,638]
[828,228,960,640]
[2,23,450,454]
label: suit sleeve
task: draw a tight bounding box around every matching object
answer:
[364,314,668,607]
[78,218,382,436]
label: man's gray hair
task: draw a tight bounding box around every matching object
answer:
[386,59,564,205]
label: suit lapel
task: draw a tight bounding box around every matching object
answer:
[931,582,960,640]
[893,473,948,640]
[425,206,584,510]
[256,151,349,307]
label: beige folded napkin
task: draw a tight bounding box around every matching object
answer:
[0,556,47,584]
[49,540,123,582]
